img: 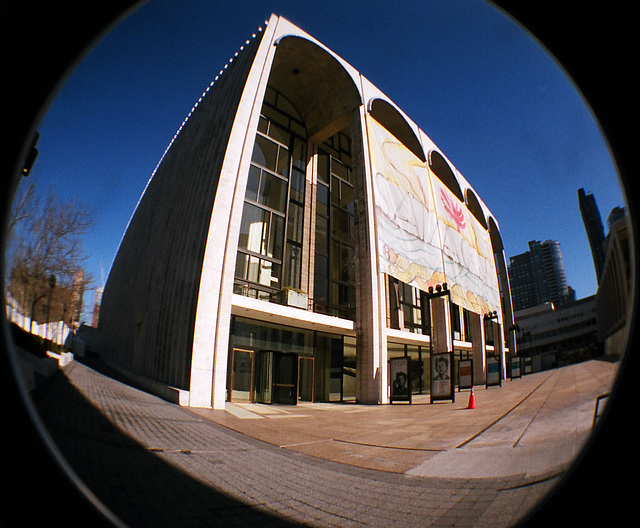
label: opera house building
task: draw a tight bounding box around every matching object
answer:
[97,14,516,409]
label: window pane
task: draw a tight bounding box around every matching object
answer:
[287,202,304,244]
[262,105,288,128]
[259,172,287,213]
[284,243,302,290]
[268,213,284,260]
[315,215,328,255]
[341,182,354,209]
[317,151,330,184]
[258,116,269,134]
[239,203,268,253]
[331,176,340,205]
[290,169,305,203]
[341,244,354,282]
[331,207,350,242]
[245,165,261,201]
[330,240,340,280]
[332,159,349,181]
[258,259,274,286]
[315,256,328,301]
[235,253,249,280]
[292,137,307,170]
[276,146,290,177]
[268,122,289,145]
[252,135,278,172]
[316,183,329,217]
[247,255,260,283]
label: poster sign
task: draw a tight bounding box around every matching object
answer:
[509,356,522,380]
[486,356,502,387]
[389,356,411,403]
[458,359,473,390]
[523,356,533,375]
[430,352,455,403]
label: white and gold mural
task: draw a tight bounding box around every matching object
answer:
[367,115,501,319]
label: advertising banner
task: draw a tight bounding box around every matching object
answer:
[389,356,411,403]
[430,351,455,403]
[367,115,501,320]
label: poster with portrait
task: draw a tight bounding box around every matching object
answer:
[430,352,455,403]
[389,356,411,403]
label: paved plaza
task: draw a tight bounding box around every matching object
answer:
[28,358,618,527]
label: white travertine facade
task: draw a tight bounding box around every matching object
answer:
[99,14,515,409]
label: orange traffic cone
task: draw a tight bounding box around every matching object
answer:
[466,387,476,409]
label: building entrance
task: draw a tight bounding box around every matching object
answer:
[230,349,253,402]
[298,356,315,402]
[231,349,299,404]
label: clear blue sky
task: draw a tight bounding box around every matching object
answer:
[23,0,625,320]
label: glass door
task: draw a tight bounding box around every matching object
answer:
[253,350,274,404]
[298,357,315,402]
[273,352,298,404]
[230,349,253,402]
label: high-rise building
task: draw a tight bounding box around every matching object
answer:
[508,240,570,311]
[97,15,515,409]
[578,188,606,283]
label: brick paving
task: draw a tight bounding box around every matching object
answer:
[29,359,615,527]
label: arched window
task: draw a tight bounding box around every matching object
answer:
[428,151,464,202]
[465,189,488,230]
[368,98,425,162]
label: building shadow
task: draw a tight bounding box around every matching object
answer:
[26,362,298,528]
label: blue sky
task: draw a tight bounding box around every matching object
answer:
[22,0,625,319]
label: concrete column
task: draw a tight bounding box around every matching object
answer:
[430,297,452,356]
[353,106,387,404]
[191,18,280,409]
[469,312,485,384]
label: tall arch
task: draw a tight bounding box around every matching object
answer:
[466,189,488,230]
[429,150,464,202]
[269,36,362,140]
[367,98,425,162]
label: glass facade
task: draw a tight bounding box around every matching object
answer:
[229,316,355,403]
[234,87,307,299]
[314,132,356,320]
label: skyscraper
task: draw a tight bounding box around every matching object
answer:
[578,188,605,283]
[508,240,570,311]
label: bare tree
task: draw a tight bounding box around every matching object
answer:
[6,185,95,329]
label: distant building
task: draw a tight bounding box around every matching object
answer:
[508,240,570,311]
[515,296,599,370]
[578,188,606,283]
[91,287,103,328]
[97,14,515,409]
[596,208,632,357]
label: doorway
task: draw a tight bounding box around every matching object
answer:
[230,348,253,402]
[298,356,315,402]
[231,349,299,404]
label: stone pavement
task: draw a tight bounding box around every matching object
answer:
[29,358,618,528]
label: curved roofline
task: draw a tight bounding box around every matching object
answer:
[367,98,426,162]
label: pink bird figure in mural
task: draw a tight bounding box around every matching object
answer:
[441,189,466,232]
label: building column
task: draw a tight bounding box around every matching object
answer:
[430,297,453,356]
[470,312,485,384]
[353,106,387,404]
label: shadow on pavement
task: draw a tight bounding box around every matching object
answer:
[27,364,298,528]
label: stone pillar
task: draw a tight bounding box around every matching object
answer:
[353,107,387,404]
[470,312,485,385]
[430,297,452,356]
